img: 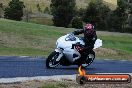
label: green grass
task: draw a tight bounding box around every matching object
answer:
[99,35,132,54]
[0,18,73,56]
[96,31,132,60]
[41,82,68,88]
[0,45,49,56]
[0,18,132,60]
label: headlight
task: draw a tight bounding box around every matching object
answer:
[65,37,70,41]
[65,37,76,41]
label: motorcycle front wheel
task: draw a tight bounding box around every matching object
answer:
[46,51,60,68]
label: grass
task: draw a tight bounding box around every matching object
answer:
[29,17,53,26]
[41,82,68,88]
[0,46,48,56]
[0,18,132,60]
[0,18,73,56]
[95,31,132,60]
[99,35,132,54]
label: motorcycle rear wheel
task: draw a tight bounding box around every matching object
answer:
[82,50,95,67]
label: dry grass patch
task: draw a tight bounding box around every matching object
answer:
[95,47,132,60]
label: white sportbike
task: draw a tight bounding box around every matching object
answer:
[46,33,102,68]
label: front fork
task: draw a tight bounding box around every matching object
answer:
[55,49,63,62]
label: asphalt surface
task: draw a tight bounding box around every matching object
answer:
[0,56,132,78]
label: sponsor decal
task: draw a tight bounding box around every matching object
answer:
[76,66,131,84]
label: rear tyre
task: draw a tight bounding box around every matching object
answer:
[46,51,60,68]
[82,50,95,67]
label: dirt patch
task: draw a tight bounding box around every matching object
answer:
[95,47,118,56]
[0,80,44,88]
[97,31,132,36]
[94,47,132,60]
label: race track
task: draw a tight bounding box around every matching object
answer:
[0,56,132,78]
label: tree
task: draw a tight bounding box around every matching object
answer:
[50,0,76,27]
[23,7,32,22]
[4,0,25,21]
[76,8,86,18]
[97,3,111,30]
[36,4,42,12]
[106,0,132,33]
[44,7,50,14]
[0,3,4,18]
[114,0,127,32]
[83,0,111,30]
[83,1,98,26]
[129,14,132,27]
[0,3,3,9]
[107,11,121,32]
[124,0,132,28]
[71,16,83,29]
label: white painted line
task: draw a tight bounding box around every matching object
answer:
[103,59,130,62]
[19,56,29,58]
[18,56,44,59]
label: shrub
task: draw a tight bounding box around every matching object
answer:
[4,0,25,21]
[50,0,76,27]
[71,16,83,29]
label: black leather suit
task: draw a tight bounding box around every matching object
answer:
[73,29,97,53]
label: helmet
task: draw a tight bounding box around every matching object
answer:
[84,23,94,30]
[84,23,94,37]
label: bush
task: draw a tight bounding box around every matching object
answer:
[44,7,50,14]
[4,0,25,21]
[50,0,76,27]
[83,0,111,30]
[125,27,132,33]
[0,3,4,18]
[36,3,42,12]
[76,8,86,18]
[71,16,83,29]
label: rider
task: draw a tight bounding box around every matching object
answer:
[72,23,97,54]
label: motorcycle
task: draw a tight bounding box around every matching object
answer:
[46,33,102,68]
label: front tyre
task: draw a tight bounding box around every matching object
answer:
[46,51,60,68]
